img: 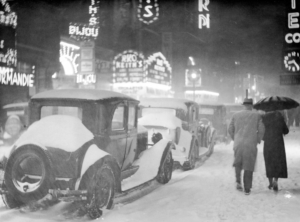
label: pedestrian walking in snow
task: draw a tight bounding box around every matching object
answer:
[262,110,289,191]
[228,98,265,195]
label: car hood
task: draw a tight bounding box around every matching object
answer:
[14,115,94,152]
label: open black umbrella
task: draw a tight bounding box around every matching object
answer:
[253,96,299,112]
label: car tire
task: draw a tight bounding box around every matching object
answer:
[1,181,24,209]
[183,141,199,171]
[4,146,54,205]
[156,148,173,184]
[207,132,216,157]
[84,163,115,219]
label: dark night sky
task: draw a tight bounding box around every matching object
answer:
[206,0,286,79]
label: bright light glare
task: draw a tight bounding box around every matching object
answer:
[113,82,171,90]
[189,56,195,66]
[191,72,197,79]
[60,57,75,75]
[185,90,219,96]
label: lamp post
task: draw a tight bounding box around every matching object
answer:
[191,71,197,101]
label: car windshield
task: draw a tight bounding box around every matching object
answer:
[142,108,176,117]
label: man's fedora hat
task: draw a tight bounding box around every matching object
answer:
[242,98,253,105]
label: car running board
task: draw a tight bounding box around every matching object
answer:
[120,165,140,181]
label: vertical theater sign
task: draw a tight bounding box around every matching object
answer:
[113,50,172,99]
[198,0,210,29]
[69,0,100,41]
[281,0,300,85]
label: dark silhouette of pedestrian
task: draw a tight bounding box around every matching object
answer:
[262,110,289,191]
[228,98,265,195]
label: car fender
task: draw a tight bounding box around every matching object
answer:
[121,139,173,191]
[75,144,121,191]
[6,141,48,160]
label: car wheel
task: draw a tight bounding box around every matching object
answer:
[4,146,53,205]
[183,142,199,171]
[86,164,115,219]
[156,149,173,184]
[1,181,24,208]
[207,132,216,157]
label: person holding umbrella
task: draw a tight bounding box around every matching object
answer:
[228,98,265,195]
[262,110,289,191]
[254,96,299,191]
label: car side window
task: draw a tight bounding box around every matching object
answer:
[41,106,83,120]
[112,105,125,131]
[128,106,136,130]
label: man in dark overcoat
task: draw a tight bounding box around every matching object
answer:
[228,98,265,195]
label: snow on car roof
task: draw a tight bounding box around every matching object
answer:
[140,98,196,112]
[32,89,137,101]
[3,102,28,109]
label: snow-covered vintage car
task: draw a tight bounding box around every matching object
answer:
[139,98,215,170]
[0,89,174,219]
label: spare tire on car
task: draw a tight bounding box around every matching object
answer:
[4,145,54,206]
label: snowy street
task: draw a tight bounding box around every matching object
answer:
[1,127,300,222]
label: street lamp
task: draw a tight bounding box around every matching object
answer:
[188,69,201,102]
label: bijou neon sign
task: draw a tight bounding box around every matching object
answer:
[69,0,99,40]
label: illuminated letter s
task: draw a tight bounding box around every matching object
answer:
[144,5,153,18]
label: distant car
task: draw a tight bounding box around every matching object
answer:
[0,89,174,219]
[139,98,215,170]
[0,102,28,165]
[198,103,227,143]
[0,102,29,129]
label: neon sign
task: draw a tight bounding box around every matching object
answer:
[0,67,34,87]
[285,0,300,46]
[146,52,171,86]
[0,0,17,68]
[113,50,145,83]
[0,48,17,67]
[69,0,99,41]
[198,0,210,29]
[59,41,80,75]
[76,74,96,84]
[0,0,17,28]
[137,0,159,25]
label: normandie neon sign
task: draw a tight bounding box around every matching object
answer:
[0,67,34,87]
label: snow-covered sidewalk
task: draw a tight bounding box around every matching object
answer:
[1,127,300,222]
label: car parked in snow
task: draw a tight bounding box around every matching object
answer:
[0,89,174,219]
[139,98,215,170]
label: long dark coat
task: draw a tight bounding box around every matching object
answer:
[262,111,289,178]
[228,109,265,171]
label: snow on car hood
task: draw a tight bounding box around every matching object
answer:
[14,115,94,152]
[139,113,182,129]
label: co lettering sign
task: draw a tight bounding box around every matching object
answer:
[284,0,300,47]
